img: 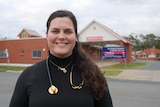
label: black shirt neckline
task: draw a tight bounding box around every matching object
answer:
[48,52,74,67]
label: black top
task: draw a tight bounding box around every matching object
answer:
[9,53,113,107]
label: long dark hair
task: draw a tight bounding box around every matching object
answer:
[46,10,77,35]
[46,10,108,100]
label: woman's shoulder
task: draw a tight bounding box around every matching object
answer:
[29,59,46,70]
[21,59,46,76]
[15,59,47,88]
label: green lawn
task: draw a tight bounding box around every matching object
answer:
[0,62,147,76]
[100,62,147,76]
[0,66,26,71]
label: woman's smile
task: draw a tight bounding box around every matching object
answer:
[56,42,68,47]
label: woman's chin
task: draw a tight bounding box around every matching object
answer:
[55,52,72,58]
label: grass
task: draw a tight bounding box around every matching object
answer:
[0,62,147,76]
[0,66,26,71]
[100,62,147,76]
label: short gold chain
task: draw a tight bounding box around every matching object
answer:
[49,60,72,73]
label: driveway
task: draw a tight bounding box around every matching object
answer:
[109,60,160,82]
[134,60,160,70]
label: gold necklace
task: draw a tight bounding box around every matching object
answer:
[46,58,84,95]
[49,59,72,73]
[70,64,84,90]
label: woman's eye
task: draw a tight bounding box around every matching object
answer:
[65,30,72,35]
[52,30,59,34]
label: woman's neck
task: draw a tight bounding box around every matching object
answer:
[48,52,74,66]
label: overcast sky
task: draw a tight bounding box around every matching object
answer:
[0,0,160,39]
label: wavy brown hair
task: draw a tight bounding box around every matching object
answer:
[73,42,108,100]
[46,10,108,100]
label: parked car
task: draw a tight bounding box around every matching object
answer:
[132,56,136,61]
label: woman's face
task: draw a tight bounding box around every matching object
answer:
[46,17,77,58]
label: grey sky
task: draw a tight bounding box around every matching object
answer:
[0,0,160,39]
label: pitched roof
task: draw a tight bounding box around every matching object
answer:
[79,20,132,44]
[17,28,41,37]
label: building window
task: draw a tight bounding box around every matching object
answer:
[21,50,24,55]
[32,50,42,58]
[141,53,148,58]
[0,50,7,58]
[93,26,96,30]
[157,53,160,58]
[22,32,28,38]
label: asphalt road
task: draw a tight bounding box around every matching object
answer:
[0,72,19,107]
[108,79,160,107]
[109,60,160,107]
[134,60,160,70]
[0,71,160,107]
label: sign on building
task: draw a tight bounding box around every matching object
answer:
[86,36,103,41]
[102,47,126,59]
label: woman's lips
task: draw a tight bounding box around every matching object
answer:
[56,42,68,47]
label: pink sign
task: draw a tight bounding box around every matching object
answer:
[86,36,103,41]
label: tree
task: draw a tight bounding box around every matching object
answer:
[140,33,160,49]
[126,33,141,51]
[126,33,160,51]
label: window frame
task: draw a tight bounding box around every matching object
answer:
[32,50,42,58]
[0,50,7,58]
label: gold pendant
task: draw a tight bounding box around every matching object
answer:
[48,85,58,94]
[72,85,83,89]
[59,67,67,73]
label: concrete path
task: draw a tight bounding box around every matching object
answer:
[108,60,160,82]
[109,69,160,82]
[0,63,32,67]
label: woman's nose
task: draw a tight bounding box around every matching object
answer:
[58,32,65,39]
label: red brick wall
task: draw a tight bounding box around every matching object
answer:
[82,45,101,62]
[137,48,160,60]
[0,38,49,64]
[120,40,132,63]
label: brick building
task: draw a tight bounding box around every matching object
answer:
[0,20,132,64]
[0,29,48,64]
[137,48,160,60]
[79,20,132,63]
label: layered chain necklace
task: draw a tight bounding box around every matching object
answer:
[70,64,84,89]
[46,58,84,95]
[49,59,71,73]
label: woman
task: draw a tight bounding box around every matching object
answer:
[9,10,113,107]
